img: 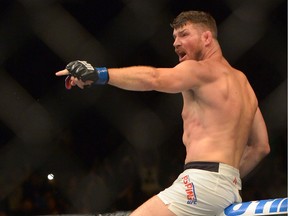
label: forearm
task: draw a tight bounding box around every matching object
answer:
[240,107,270,178]
[108,66,159,91]
[239,145,270,178]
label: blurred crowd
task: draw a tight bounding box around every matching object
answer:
[0,133,286,216]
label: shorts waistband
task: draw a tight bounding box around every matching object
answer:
[184,162,240,177]
[184,162,219,172]
[184,162,241,189]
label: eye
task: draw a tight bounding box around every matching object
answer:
[180,32,189,37]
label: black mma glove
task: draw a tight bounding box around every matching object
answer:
[65,60,109,89]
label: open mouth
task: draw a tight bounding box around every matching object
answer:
[178,51,187,62]
[175,48,187,62]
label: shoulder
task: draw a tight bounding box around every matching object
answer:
[231,68,252,89]
[175,59,229,84]
[232,67,247,79]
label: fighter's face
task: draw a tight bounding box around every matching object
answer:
[173,23,204,62]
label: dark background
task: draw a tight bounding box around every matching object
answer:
[0,0,286,215]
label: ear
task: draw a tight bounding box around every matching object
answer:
[202,31,213,46]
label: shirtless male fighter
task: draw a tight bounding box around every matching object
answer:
[55,10,270,216]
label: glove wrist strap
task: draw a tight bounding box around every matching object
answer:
[95,67,109,85]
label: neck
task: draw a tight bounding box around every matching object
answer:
[202,40,222,60]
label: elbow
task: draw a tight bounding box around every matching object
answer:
[147,68,161,91]
[265,142,271,156]
[261,142,271,158]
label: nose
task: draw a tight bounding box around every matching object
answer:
[173,37,180,48]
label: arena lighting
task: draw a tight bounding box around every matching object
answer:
[47,173,54,181]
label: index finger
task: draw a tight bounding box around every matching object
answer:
[55,69,69,76]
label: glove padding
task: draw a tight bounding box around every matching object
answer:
[65,60,109,89]
[66,60,98,82]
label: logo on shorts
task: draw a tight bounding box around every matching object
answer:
[233,177,238,185]
[182,175,197,205]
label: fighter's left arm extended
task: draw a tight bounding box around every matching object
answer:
[55,60,219,93]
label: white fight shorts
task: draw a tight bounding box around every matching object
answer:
[157,162,242,216]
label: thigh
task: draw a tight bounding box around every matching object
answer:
[130,195,176,216]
